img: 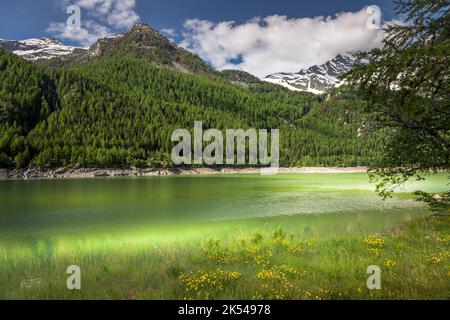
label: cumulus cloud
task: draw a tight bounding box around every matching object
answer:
[161,28,176,37]
[48,0,140,46]
[47,21,111,46]
[180,8,386,77]
[160,28,177,42]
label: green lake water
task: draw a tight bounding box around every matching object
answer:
[0,173,447,252]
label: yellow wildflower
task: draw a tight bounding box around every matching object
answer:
[426,251,450,264]
[383,259,396,268]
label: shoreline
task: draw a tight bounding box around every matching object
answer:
[0,167,369,180]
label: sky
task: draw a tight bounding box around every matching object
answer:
[0,0,398,77]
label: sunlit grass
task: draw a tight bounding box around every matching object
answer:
[1,215,448,300]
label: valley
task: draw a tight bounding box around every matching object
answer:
[0,23,384,170]
[0,3,448,302]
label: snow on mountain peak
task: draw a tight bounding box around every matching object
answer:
[0,37,81,60]
[263,53,358,94]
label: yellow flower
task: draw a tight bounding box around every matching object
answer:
[369,248,382,256]
[426,251,450,264]
[179,268,241,299]
[363,235,385,248]
[383,259,396,268]
[228,271,242,280]
[435,234,450,244]
[256,265,304,300]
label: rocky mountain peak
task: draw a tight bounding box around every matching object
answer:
[0,37,79,60]
[263,53,358,94]
[0,23,212,74]
[130,23,154,32]
[81,23,210,73]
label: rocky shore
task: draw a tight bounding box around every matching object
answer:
[0,167,369,180]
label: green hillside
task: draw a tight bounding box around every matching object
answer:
[0,47,383,169]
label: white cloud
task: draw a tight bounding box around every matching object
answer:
[180,8,386,77]
[160,28,176,42]
[104,0,140,29]
[161,28,176,37]
[47,21,111,46]
[48,0,140,46]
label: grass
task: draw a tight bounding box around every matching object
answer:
[1,214,448,300]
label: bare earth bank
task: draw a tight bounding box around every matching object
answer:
[0,167,369,180]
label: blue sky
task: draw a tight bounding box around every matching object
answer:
[0,0,396,41]
[0,0,398,76]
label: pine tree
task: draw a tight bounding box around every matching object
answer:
[344,0,449,210]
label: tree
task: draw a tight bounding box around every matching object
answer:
[344,0,449,212]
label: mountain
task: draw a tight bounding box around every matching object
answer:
[0,24,212,74]
[264,53,357,94]
[1,27,357,90]
[0,38,81,60]
[41,24,213,74]
[0,23,383,169]
[219,69,261,86]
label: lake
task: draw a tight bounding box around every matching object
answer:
[0,173,446,252]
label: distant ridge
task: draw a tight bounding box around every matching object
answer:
[264,53,358,94]
[0,37,79,60]
[0,23,212,74]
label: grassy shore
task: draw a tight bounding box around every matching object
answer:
[1,214,448,300]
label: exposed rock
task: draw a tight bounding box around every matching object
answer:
[264,53,360,94]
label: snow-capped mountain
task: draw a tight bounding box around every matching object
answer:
[264,53,358,94]
[0,31,358,90]
[0,24,211,74]
[0,38,82,60]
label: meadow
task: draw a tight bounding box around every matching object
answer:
[0,173,448,299]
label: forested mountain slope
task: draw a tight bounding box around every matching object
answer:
[0,42,383,168]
